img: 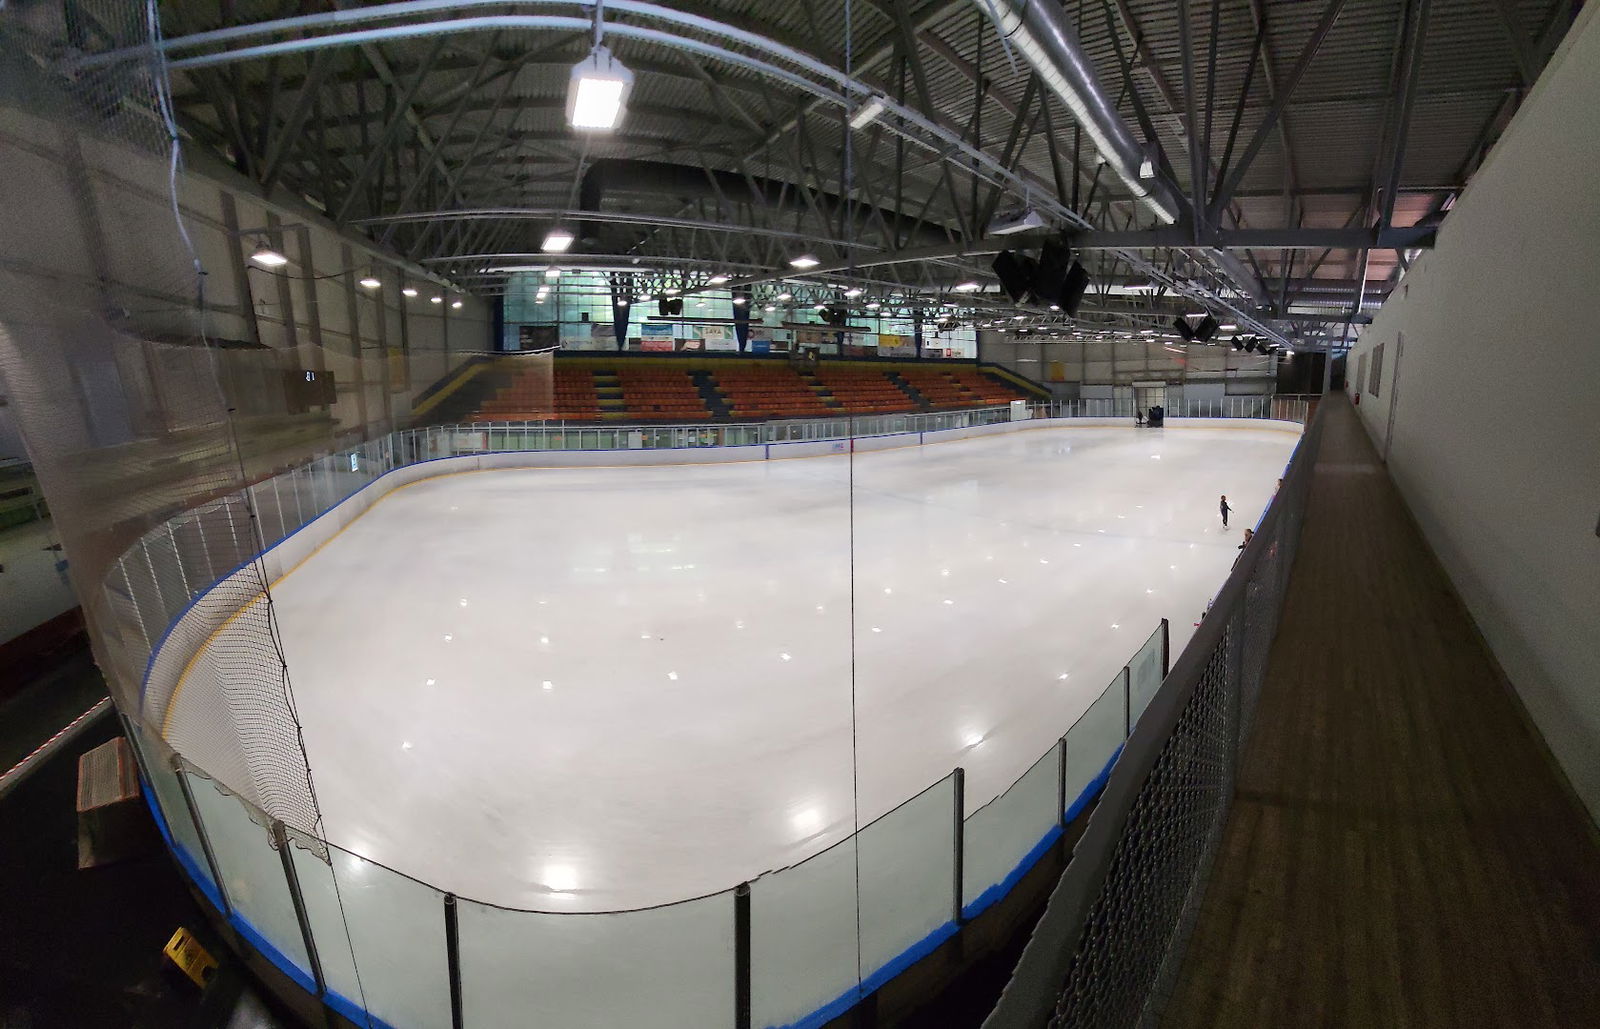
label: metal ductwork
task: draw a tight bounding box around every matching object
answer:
[579,159,949,248]
[977,0,1183,226]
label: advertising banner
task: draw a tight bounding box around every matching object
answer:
[640,323,676,352]
[703,324,739,351]
[750,339,771,354]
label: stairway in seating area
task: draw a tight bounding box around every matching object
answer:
[885,370,931,411]
[690,369,730,419]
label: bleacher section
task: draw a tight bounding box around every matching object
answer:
[457,357,1045,424]
[809,365,918,414]
[713,364,831,419]
[613,366,712,420]
[900,366,1034,408]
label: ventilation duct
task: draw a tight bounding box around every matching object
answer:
[976,0,1182,226]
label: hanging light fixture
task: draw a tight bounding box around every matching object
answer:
[358,273,382,290]
[567,45,634,131]
[788,255,820,270]
[250,240,288,268]
[541,229,575,253]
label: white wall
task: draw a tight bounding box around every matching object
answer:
[1346,3,1600,821]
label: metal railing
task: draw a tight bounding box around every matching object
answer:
[986,403,1326,1029]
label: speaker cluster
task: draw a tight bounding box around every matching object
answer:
[991,241,1091,316]
[656,295,684,317]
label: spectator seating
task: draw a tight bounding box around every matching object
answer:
[711,364,831,419]
[810,365,918,414]
[462,358,1039,423]
[612,367,712,420]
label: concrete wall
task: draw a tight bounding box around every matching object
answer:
[1345,3,1600,821]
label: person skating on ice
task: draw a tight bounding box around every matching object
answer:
[1219,494,1231,528]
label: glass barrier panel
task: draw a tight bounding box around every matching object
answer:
[282,828,365,1021]
[458,892,737,1028]
[327,841,453,1029]
[1062,671,1128,823]
[1127,622,1166,732]
[750,838,860,1029]
[129,727,220,908]
[855,774,958,990]
[959,746,1061,919]
[182,769,315,990]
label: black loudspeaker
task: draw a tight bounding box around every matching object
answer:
[1030,241,1072,305]
[1193,314,1219,343]
[992,250,1037,303]
[1173,316,1196,342]
[657,296,671,318]
[1244,339,1258,353]
[1059,261,1091,316]
[667,297,684,316]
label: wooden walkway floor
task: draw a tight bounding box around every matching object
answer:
[1164,393,1600,1028]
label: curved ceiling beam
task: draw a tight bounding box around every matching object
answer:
[351,208,879,251]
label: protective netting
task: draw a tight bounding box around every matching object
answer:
[1,2,523,835]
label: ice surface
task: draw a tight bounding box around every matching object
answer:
[172,423,1299,909]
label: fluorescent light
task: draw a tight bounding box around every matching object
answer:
[567,46,634,131]
[430,296,443,304]
[402,287,418,298]
[1138,157,1155,179]
[953,281,981,292]
[1220,323,1238,330]
[866,302,880,310]
[451,300,463,309]
[849,97,886,130]
[776,292,792,301]
[815,303,826,310]
[541,229,575,253]
[250,241,288,268]
[616,298,629,307]
[708,274,730,285]
[988,209,1046,235]
[732,296,747,305]
[544,267,561,280]
[789,255,820,269]
[358,275,382,289]
[843,287,863,298]
[764,304,776,312]
[664,287,680,295]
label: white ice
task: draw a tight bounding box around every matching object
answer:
[235,424,1297,910]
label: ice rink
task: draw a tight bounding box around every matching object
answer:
[187,423,1299,910]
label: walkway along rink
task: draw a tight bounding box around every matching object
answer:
[1164,394,1600,1028]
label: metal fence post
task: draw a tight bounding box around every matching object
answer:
[444,893,464,1029]
[735,883,752,1029]
[1056,736,1069,829]
[1122,666,1133,738]
[272,820,334,1026]
[172,756,230,917]
[952,767,966,925]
